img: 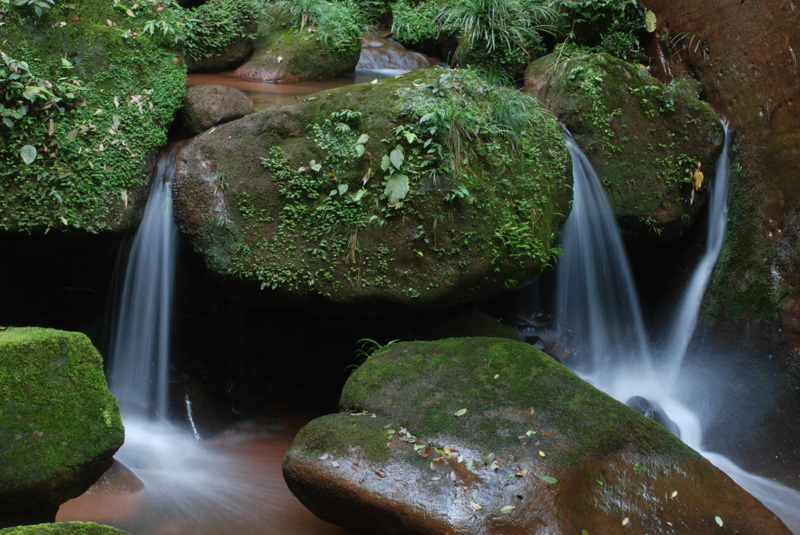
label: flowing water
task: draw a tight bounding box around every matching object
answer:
[107,147,178,419]
[58,147,354,535]
[556,126,800,533]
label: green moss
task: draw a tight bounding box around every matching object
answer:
[289,413,392,464]
[527,51,723,239]
[177,68,572,309]
[0,327,124,488]
[0,0,186,232]
[0,522,128,535]
[705,158,787,321]
[339,338,696,467]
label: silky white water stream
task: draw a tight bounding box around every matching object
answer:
[557,126,800,533]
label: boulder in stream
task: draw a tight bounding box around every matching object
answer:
[172,68,572,312]
[0,328,124,528]
[526,51,725,242]
[283,337,792,535]
[178,84,255,137]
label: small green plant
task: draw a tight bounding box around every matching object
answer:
[2,0,53,18]
[391,0,440,48]
[274,0,362,55]
[438,0,556,55]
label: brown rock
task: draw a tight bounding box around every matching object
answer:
[178,84,255,137]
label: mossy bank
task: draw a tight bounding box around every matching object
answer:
[0,0,185,233]
[173,68,572,311]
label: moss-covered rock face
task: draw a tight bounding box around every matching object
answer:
[172,68,572,311]
[234,4,361,83]
[283,337,792,535]
[0,328,124,528]
[0,0,186,233]
[526,51,724,241]
[0,522,128,535]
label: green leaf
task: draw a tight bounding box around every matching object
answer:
[390,146,404,170]
[381,154,391,172]
[539,475,558,484]
[338,183,348,195]
[500,505,515,514]
[356,133,369,144]
[633,463,643,473]
[355,144,365,158]
[310,161,322,172]
[20,145,37,165]
[582,530,590,535]
[453,408,467,417]
[384,174,409,206]
[403,131,418,143]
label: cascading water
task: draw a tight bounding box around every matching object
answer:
[556,130,652,379]
[108,147,178,419]
[80,147,351,535]
[556,125,800,533]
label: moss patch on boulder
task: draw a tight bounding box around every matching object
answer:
[526,51,724,241]
[173,68,572,311]
[0,327,124,527]
[0,1,186,233]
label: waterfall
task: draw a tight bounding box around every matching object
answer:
[555,126,800,534]
[108,147,179,419]
[661,124,730,382]
[556,130,651,381]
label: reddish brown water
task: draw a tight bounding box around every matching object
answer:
[57,417,356,535]
[187,72,391,110]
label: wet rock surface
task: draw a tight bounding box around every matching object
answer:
[356,37,439,72]
[284,337,791,535]
[177,84,255,137]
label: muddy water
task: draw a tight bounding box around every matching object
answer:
[187,72,395,110]
[57,418,356,535]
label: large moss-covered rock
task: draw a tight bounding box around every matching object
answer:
[283,337,791,535]
[0,328,124,528]
[526,51,724,241]
[183,0,261,73]
[234,4,361,83]
[0,1,186,233]
[172,68,572,311]
[0,522,128,535]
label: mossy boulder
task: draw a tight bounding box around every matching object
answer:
[0,0,186,233]
[0,522,128,535]
[0,328,124,528]
[526,51,724,241]
[172,68,572,312]
[183,0,261,73]
[283,337,791,535]
[234,6,361,83]
[178,84,254,137]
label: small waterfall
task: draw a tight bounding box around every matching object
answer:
[556,130,651,379]
[108,147,179,419]
[555,126,800,533]
[661,123,730,382]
